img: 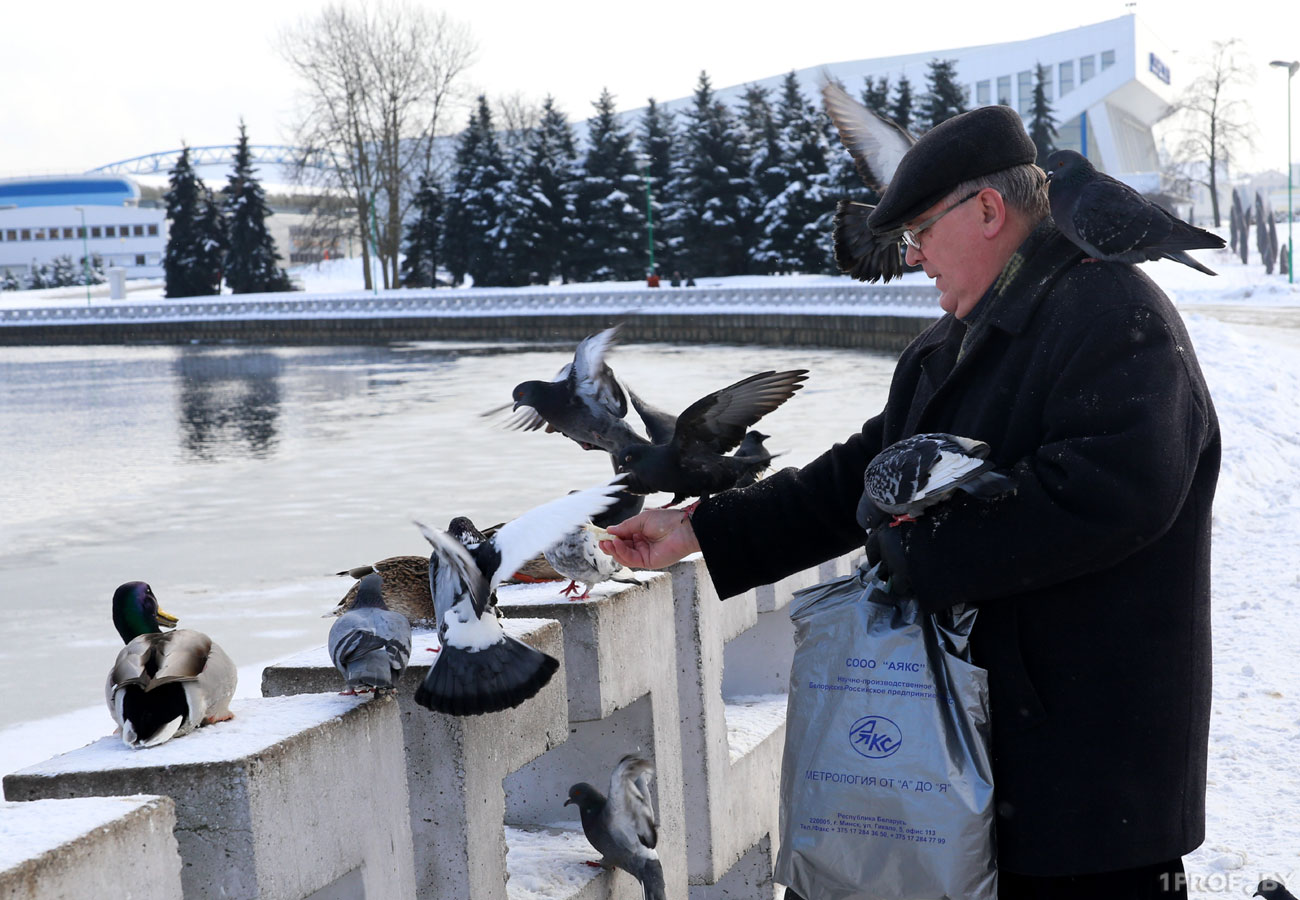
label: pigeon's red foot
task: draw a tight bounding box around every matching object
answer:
[339,689,357,696]
[203,711,235,724]
[426,647,440,653]
[566,587,592,602]
[560,580,581,596]
[512,572,562,584]
[889,514,917,527]
[584,861,603,868]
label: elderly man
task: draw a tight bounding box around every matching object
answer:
[601,106,1219,900]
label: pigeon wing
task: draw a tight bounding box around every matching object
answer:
[485,478,627,596]
[608,755,658,850]
[833,200,907,283]
[821,79,915,193]
[570,326,629,419]
[628,390,677,446]
[417,521,491,618]
[672,370,809,454]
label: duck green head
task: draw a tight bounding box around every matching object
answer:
[111,581,179,644]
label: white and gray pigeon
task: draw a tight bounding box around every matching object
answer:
[327,572,412,695]
[413,477,626,716]
[545,488,644,600]
[566,755,666,900]
[857,433,1016,530]
[1045,149,1225,275]
[821,78,917,283]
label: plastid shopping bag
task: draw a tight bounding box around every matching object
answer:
[774,563,995,900]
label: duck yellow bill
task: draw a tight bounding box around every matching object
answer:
[153,607,179,628]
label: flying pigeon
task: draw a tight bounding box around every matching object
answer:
[821,79,916,283]
[615,369,809,507]
[1256,880,1300,900]
[566,755,666,900]
[857,433,1016,530]
[505,325,650,454]
[412,477,626,716]
[1045,149,1226,275]
[327,573,412,695]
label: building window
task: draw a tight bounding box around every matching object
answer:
[106,226,117,238]
[133,224,144,236]
[91,227,101,238]
[63,227,74,239]
[34,229,45,241]
[5,230,15,241]
[147,224,158,236]
[77,227,85,239]
[976,80,991,105]
[1060,61,1074,95]
[997,75,1012,105]
[135,254,146,266]
[1080,55,1096,82]
[20,229,31,240]
[1017,70,1033,115]
[1101,50,1115,71]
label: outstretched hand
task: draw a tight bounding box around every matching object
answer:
[598,509,700,570]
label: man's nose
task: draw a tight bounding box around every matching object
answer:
[904,242,924,266]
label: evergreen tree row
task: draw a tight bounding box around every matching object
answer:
[418,59,1055,288]
[163,123,295,299]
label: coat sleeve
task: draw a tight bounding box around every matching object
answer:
[690,414,885,599]
[902,301,1215,611]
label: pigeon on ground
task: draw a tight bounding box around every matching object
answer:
[821,79,916,283]
[327,573,412,695]
[566,755,666,900]
[856,433,1016,530]
[1045,149,1226,275]
[413,477,626,716]
[505,325,650,454]
[615,369,809,507]
[1256,880,1300,900]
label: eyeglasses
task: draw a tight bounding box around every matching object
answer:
[900,190,981,251]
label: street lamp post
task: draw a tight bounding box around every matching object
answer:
[1270,60,1298,284]
[74,206,91,305]
[634,153,657,286]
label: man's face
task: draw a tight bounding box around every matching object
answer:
[902,190,990,319]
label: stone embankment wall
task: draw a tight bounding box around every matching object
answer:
[3,552,860,900]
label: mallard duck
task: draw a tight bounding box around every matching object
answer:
[105,581,237,749]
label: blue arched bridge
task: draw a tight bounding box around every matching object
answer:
[87,145,323,176]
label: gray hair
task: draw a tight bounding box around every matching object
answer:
[944,163,1049,223]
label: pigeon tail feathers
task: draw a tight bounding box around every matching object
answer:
[413,636,559,716]
[637,858,667,900]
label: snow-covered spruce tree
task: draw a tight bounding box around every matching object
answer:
[571,88,646,282]
[890,76,916,134]
[163,146,224,298]
[739,83,783,275]
[196,187,229,294]
[224,121,294,294]
[1,270,20,291]
[669,71,754,277]
[442,96,520,287]
[400,173,444,287]
[754,72,836,274]
[1028,63,1059,164]
[512,96,580,284]
[50,255,78,288]
[921,58,967,132]
[861,75,891,117]
[638,98,676,277]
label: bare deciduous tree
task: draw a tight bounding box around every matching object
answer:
[1168,39,1257,227]
[279,3,476,289]
[493,91,543,158]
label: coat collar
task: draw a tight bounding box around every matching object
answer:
[976,220,1084,337]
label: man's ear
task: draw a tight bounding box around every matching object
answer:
[978,189,1008,238]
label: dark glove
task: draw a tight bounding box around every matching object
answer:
[865,525,912,597]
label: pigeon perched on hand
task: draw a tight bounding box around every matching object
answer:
[1256,879,1300,900]
[821,79,916,283]
[566,755,666,900]
[505,325,649,454]
[1045,149,1225,275]
[544,486,646,600]
[413,477,626,716]
[857,433,1015,530]
[327,573,411,695]
[616,369,808,507]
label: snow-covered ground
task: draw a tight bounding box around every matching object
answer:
[2,246,1298,897]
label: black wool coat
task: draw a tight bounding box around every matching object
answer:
[692,224,1220,876]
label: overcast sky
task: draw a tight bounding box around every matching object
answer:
[3,0,1296,179]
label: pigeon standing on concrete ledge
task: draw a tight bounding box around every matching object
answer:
[566,755,666,900]
[413,478,625,716]
[1045,149,1225,275]
[545,487,645,600]
[857,433,1016,530]
[327,573,412,694]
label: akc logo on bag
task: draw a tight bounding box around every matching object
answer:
[849,715,902,759]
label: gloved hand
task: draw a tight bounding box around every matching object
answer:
[865,525,912,597]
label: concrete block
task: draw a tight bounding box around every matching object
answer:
[3,693,413,900]
[0,795,181,900]
[263,617,570,900]
[498,575,686,900]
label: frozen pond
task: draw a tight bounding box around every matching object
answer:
[0,339,896,729]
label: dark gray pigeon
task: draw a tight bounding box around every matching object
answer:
[1045,149,1225,275]
[1256,880,1300,900]
[327,573,412,695]
[566,755,666,900]
[412,477,625,716]
[857,433,1015,530]
[730,430,777,489]
[821,79,916,283]
[616,369,809,507]
[506,325,650,453]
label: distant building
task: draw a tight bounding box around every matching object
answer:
[0,174,165,280]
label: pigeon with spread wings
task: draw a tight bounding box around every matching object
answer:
[567,755,666,900]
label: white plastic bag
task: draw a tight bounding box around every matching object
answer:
[774,563,996,900]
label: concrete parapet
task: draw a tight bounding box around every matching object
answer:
[3,693,413,900]
[0,795,181,900]
[263,617,570,900]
